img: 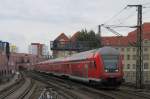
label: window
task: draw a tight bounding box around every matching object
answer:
[143,54,149,60]
[122,55,124,60]
[133,64,136,69]
[133,48,136,52]
[0,71,1,76]
[144,47,148,51]
[132,55,136,60]
[144,63,148,69]
[121,48,124,51]
[127,55,130,60]
[144,40,148,44]
[102,55,118,70]
[127,48,130,51]
[127,64,130,69]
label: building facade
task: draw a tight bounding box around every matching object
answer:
[113,43,150,84]
[29,43,49,58]
[10,44,18,53]
[51,33,72,58]
[0,41,10,81]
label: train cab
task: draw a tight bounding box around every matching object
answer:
[98,47,124,87]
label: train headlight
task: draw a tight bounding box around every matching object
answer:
[105,69,108,72]
[115,69,119,72]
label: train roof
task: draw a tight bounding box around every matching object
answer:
[38,47,119,64]
[100,46,120,55]
[66,46,119,61]
[65,49,97,61]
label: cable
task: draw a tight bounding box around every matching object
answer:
[103,6,128,24]
[104,25,135,28]
[142,2,150,6]
[115,10,137,26]
[142,7,150,14]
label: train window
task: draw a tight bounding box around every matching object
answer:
[102,55,119,70]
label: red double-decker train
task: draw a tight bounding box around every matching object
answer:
[34,47,124,88]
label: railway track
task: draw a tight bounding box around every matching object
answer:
[17,79,34,99]
[30,71,150,99]
[0,77,25,99]
[0,73,34,99]
[29,72,83,99]
[29,71,117,99]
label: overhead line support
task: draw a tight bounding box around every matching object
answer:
[128,4,143,89]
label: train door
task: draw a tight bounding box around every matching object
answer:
[88,61,97,78]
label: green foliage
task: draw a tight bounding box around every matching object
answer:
[76,29,101,50]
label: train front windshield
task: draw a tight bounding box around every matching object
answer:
[102,55,119,72]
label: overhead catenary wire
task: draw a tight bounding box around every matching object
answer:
[102,4,150,28]
[142,7,150,14]
[103,3,150,27]
[103,5,139,29]
[142,2,150,6]
[102,24,136,28]
[141,6,150,20]
[100,5,140,37]
[100,4,150,38]
[115,9,137,26]
[103,6,128,24]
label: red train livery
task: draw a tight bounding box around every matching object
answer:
[34,47,124,88]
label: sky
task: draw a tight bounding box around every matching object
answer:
[0,0,150,53]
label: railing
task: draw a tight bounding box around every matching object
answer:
[50,41,92,51]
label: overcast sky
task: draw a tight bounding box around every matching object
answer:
[0,0,150,53]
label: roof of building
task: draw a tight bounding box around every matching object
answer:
[102,22,150,46]
[101,36,129,46]
[70,32,80,42]
[54,33,69,41]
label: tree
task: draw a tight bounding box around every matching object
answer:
[76,29,101,50]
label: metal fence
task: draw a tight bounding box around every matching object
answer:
[50,41,96,52]
[124,71,150,84]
